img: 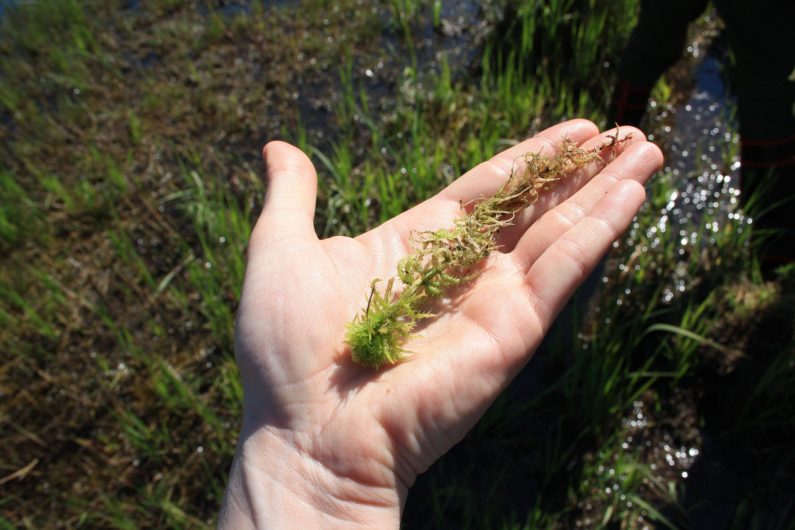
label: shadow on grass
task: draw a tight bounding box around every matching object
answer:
[660,271,795,529]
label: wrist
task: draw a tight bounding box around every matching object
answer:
[219,427,403,529]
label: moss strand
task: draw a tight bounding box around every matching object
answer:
[346,134,631,368]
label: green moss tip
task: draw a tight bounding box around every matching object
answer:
[346,318,407,369]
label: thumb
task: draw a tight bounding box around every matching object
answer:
[253,141,319,243]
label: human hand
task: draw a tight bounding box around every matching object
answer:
[218,120,663,529]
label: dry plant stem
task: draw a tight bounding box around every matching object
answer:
[346,134,632,369]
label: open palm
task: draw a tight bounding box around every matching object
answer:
[220,119,663,528]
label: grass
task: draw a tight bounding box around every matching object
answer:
[1,0,793,528]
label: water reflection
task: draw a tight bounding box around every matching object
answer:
[623,24,749,306]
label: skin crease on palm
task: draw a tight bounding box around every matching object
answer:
[218,119,664,529]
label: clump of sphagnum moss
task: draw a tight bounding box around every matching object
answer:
[347,133,632,368]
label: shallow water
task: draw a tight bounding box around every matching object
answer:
[614,22,749,307]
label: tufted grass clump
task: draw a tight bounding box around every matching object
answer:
[347,134,631,369]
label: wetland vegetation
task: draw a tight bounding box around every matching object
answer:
[1,1,793,528]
